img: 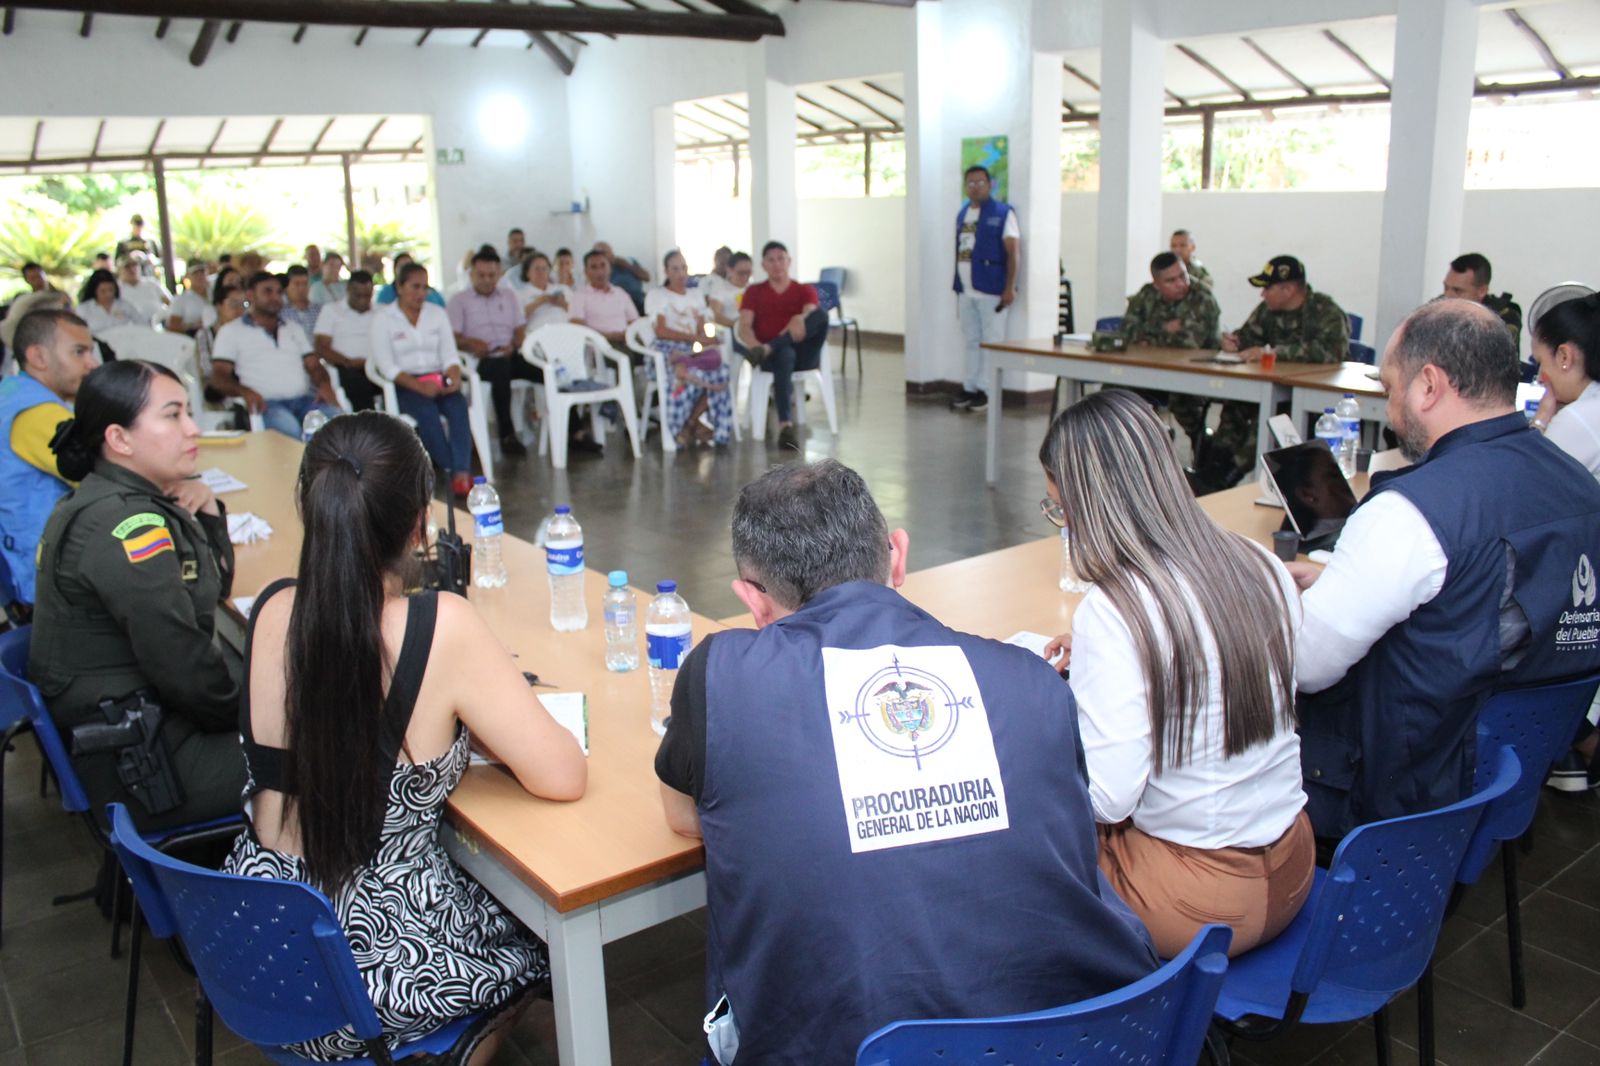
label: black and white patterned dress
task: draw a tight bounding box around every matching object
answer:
[224,580,547,1061]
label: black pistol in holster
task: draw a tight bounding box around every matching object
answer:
[70,690,186,816]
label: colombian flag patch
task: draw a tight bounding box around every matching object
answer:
[122,527,175,564]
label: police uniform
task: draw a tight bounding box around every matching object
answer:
[30,459,245,832]
[1183,258,1352,489]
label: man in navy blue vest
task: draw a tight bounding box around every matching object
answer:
[950,165,1020,413]
[0,309,96,613]
[1291,299,1600,839]
[655,460,1156,1065]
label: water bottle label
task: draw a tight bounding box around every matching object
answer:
[473,509,504,538]
[605,608,633,626]
[647,629,692,670]
[546,544,584,576]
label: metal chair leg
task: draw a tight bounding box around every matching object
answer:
[123,901,143,1066]
[1418,964,1436,1066]
[195,983,214,1066]
[1504,839,1527,1009]
[1373,1004,1392,1066]
[109,866,124,958]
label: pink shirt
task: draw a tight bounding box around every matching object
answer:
[568,284,639,335]
[446,286,523,350]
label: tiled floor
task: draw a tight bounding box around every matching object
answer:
[2,340,1598,1064]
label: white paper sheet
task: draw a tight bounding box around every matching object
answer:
[199,467,248,494]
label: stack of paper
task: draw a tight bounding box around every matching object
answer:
[470,691,589,763]
[226,512,273,545]
[199,468,249,494]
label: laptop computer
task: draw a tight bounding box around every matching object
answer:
[1260,441,1359,553]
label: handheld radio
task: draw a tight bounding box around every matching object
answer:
[430,468,473,597]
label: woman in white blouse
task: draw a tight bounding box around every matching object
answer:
[516,252,570,333]
[370,263,475,498]
[1531,293,1600,481]
[75,269,137,337]
[1039,388,1312,958]
[645,250,733,447]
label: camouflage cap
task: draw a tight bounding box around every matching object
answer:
[1248,255,1305,288]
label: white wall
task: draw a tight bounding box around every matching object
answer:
[1064,187,1600,352]
[0,13,576,277]
[797,198,906,333]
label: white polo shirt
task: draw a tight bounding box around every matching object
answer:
[119,277,170,324]
[371,300,456,380]
[212,316,313,400]
[169,290,216,331]
[314,299,375,364]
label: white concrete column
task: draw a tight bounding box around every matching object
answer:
[651,104,677,268]
[903,0,955,386]
[1016,51,1063,342]
[1374,0,1478,346]
[747,41,798,263]
[1094,0,1164,319]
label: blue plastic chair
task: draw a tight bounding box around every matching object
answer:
[1349,341,1377,364]
[1347,313,1364,341]
[1215,747,1520,1066]
[0,627,240,960]
[1095,316,1123,333]
[107,802,501,1066]
[814,276,863,377]
[856,924,1231,1065]
[1461,675,1600,1009]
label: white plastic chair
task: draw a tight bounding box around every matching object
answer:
[366,356,496,481]
[98,326,207,422]
[624,318,674,454]
[743,338,839,438]
[521,323,642,469]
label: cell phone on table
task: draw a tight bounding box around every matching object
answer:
[415,372,444,388]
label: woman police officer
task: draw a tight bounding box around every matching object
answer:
[29,359,245,832]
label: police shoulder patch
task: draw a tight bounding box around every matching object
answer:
[120,526,175,565]
[111,512,167,540]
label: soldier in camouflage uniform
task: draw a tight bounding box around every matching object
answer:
[1120,252,1221,349]
[1170,229,1212,290]
[1444,252,1523,350]
[1182,255,1350,490]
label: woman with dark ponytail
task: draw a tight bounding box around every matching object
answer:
[29,359,246,831]
[224,411,585,1063]
[1530,292,1600,480]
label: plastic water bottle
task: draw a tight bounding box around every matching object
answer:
[468,477,506,589]
[1315,408,1343,461]
[602,571,639,672]
[546,505,586,631]
[1058,527,1092,594]
[554,362,572,392]
[1335,393,1361,478]
[1525,398,1542,423]
[300,407,328,443]
[645,580,692,736]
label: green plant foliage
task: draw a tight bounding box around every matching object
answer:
[0,197,113,291]
[31,173,154,215]
[332,217,427,265]
[170,197,290,263]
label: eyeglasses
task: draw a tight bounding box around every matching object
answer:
[1039,497,1066,528]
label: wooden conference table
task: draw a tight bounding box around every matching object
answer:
[208,432,1399,1065]
[209,431,719,1066]
[978,338,1359,484]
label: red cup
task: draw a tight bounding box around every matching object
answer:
[1260,349,1278,372]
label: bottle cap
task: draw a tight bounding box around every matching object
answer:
[1343,392,1354,398]
[1324,407,1335,413]
[608,570,628,587]
[657,580,677,594]
[554,504,571,514]
[473,476,486,484]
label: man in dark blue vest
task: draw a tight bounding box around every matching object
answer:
[950,165,1020,414]
[1292,299,1600,839]
[655,460,1156,1065]
[0,309,96,613]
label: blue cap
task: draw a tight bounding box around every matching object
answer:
[554,505,570,514]
[657,580,677,593]
[1343,392,1355,398]
[1324,407,1335,413]
[608,570,628,587]
[473,476,486,484]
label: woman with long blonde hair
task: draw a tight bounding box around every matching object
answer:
[1039,388,1312,957]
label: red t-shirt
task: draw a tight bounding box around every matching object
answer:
[741,280,819,344]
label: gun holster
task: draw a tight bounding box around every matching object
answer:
[70,689,186,817]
